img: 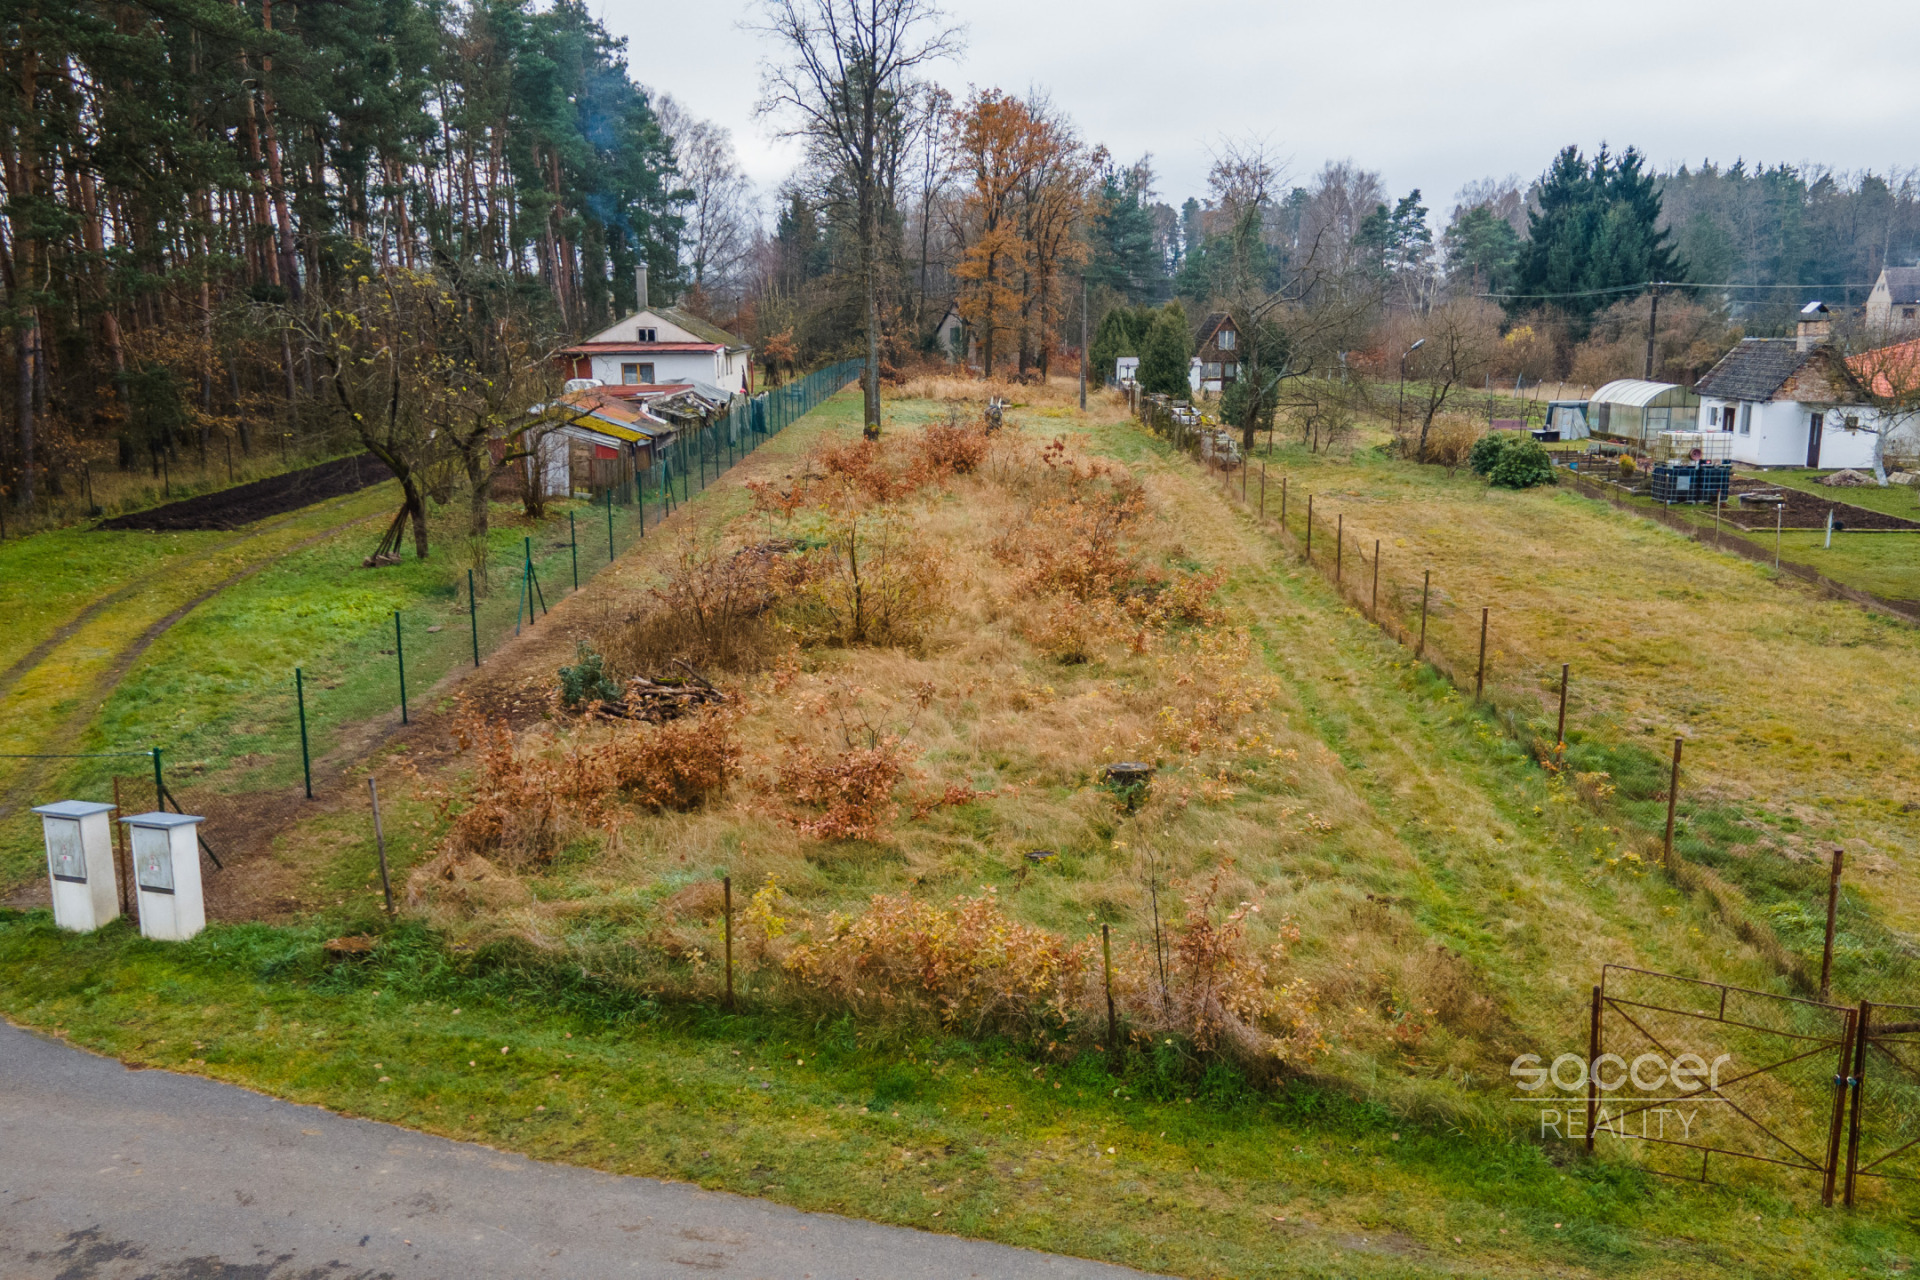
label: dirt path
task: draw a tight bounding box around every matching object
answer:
[0,491,386,707]
[0,504,390,822]
[178,419,829,922]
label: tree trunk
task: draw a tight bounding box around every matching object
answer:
[862,180,882,429]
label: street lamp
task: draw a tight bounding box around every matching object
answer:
[1398,338,1426,426]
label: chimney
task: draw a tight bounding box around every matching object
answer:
[1797,300,1831,352]
[634,264,649,314]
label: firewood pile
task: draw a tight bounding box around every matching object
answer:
[614,661,729,722]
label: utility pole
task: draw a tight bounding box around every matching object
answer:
[1644,284,1664,380]
[1079,276,1089,411]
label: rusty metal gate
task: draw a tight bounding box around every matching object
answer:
[1591,965,1856,1203]
[1844,1001,1920,1204]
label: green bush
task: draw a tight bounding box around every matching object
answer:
[558,642,621,708]
[1488,437,1557,489]
[1467,430,1517,476]
[1137,303,1192,398]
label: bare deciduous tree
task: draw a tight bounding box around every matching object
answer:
[755,0,963,431]
[656,97,758,300]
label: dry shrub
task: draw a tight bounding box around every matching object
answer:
[1150,629,1282,754]
[992,469,1147,601]
[784,505,945,647]
[440,715,584,867]
[914,418,991,475]
[405,849,534,916]
[602,537,788,674]
[595,710,741,811]
[778,737,914,840]
[784,888,1094,1036]
[817,437,932,505]
[1421,415,1483,476]
[1127,867,1323,1063]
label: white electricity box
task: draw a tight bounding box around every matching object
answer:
[121,811,206,941]
[33,800,120,932]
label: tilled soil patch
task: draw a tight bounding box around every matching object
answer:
[99,453,393,531]
[1718,478,1920,531]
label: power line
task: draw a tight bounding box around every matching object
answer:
[1479,280,1877,301]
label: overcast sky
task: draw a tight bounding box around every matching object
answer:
[602,0,1920,225]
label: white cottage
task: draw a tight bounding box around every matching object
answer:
[560,268,752,393]
[1692,304,1880,469]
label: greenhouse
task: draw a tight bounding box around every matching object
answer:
[1586,380,1701,444]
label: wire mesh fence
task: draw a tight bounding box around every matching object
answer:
[2,362,862,897]
[1137,392,1920,1011]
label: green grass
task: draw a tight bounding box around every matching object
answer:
[5,907,1913,1279]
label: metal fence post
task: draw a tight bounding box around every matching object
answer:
[1846,1001,1871,1206]
[1306,494,1314,561]
[369,776,394,916]
[723,875,735,1010]
[295,667,313,799]
[570,511,579,589]
[1821,848,1845,1001]
[1663,737,1683,865]
[1587,984,1601,1153]
[605,488,615,561]
[468,569,480,667]
[1417,570,1430,659]
[1336,514,1343,585]
[1371,540,1380,619]
[152,746,163,811]
[394,611,407,725]
[1281,475,1288,526]
[1103,923,1120,1074]
[1557,663,1570,755]
[1259,464,1266,518]
[1475,608,1488,700]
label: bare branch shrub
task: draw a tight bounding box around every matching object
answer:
[596,710,742,811]
[600,536,790,674]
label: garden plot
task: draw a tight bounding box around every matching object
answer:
[1720,477,1920,531]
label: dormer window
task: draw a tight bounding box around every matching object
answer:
[635,327,657,342]
[1217,328,1236,350]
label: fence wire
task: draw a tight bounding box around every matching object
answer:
[1137,390,1920,1012]
[2,363,861,897]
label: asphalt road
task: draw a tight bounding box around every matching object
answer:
[0,1021,1153,1279]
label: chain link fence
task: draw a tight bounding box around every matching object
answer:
[2,363,861,900]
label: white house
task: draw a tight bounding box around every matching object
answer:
[560,268,752,393]
[1693,303,1882,468]
[934,302,966,364]
[1865,267,1920,332]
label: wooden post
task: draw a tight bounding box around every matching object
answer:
[1417,570,1430,658]
[1556,663,1570,754]
[111,777,131,918]
[1821,847,1845,1001]
[1259,463,1266,518]
[1281,475,1288,526]
[1336,514,1343,585]
[369,777,393,915]
[1306,494,1313,561]
[1586,984,1601,1154]
[1103,923,1119,1073]
[723,875,735,1009]
[1371,540,1380,619]
[1241,455,1247,501]
[1663,737,1683,865]
[1474,607,1488,700]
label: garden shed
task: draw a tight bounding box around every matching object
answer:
[1586,380,1700,445]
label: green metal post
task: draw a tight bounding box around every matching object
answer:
[296,667,313,799]
[468,569,480,666]
[524,535,546,616]
[569,511,579,589]
[394,611,408,724]
[605,488,615,561]
[152,747,164,811]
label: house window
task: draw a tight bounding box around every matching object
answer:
[1217,328,1236,350]
[1707,406,1719,428]
[1223,362,1238,381]
[1905,308,1917,320]
[635,327,657,342]
[1737,403,1752,436]
[621,362,655,385]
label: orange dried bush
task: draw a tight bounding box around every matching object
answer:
[783,887,1095,1036]
[784,505,945,647]
[1119,867,1323,1066]
[440,714,588,868]
[596,710,741,811]
[913,418,991,475]
[816,437,933,505]
[991,477,1148,601]
[601,536,789,674]
[777,736,914,840]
